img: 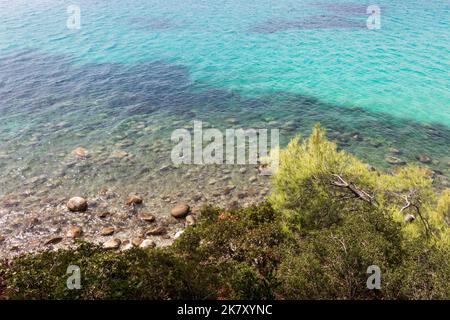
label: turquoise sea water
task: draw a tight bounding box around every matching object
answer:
[0,0,449,201]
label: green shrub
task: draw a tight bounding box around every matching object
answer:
[1,243,219,300]
[276,209,404,299]
[1,125,449,300]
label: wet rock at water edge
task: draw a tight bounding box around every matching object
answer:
[385,156,406,166]
[103,238,121,250]
[138,213,155,222]
[66,226,83,238]
[121,242,133,251]
[132,237,143,247]
[72,147,88,159]
[139,239,156,249]
[220,175,231,181]
[44,236,63,246]
[416,154,432,164]
[126,193,143,206]
[185,215,196,227]
[171,203,190,218]
[67,197,88,212]
[145,226,167,236]
[100,227,115,236]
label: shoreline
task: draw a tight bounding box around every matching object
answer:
[0,156,449,260]
[0,164,271,259]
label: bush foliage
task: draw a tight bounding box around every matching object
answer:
[1,125,449,299]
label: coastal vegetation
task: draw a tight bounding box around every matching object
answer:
[1,125,449,300]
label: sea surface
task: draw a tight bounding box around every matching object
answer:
[0,0,449,208]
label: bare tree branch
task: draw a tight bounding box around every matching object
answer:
[330,174,377,206]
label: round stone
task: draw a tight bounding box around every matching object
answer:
[132,237,143,247]
[126,194,143,206]
[139,239,156,249]
[416,155,432,164]
[185,215,196,227]
[171,203,190,218]
[72,147,88,158]
[100,227,115,236]
[66,197,88,212]
[103,239,121,250]
[66,226,83,238]
[138,213,155,222]
[385,156,406,166]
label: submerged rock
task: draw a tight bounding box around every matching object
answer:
[96,211,110,218]
[223,185,236,195]
[368,139,382,148]
[66,226,83,238]
[126,193,143,206]
[72,147,88,159]
[171,203,190,218]
[385,156,406,166]
[67,197,88,212]
[416,154,432,164]
[110,150,128,159]
[138,213,155,222]
[388,148,401,155]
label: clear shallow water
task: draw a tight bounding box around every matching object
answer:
[0,0,449,202]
